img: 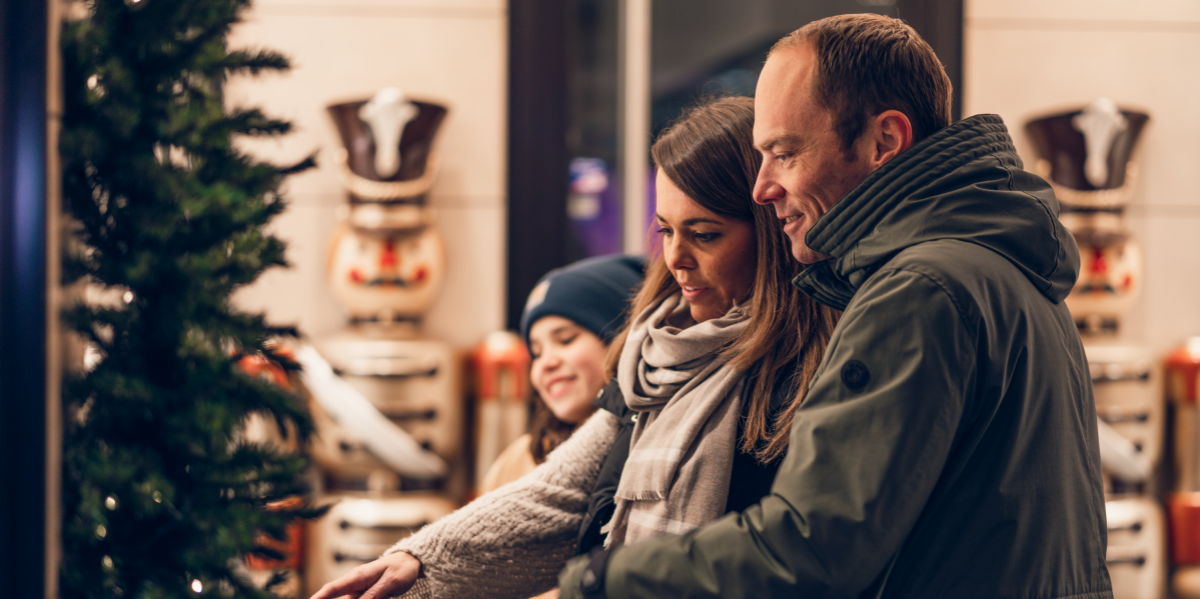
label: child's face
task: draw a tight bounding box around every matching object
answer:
[528,315,608,424]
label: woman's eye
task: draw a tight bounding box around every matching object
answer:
[695,232,718,242]
[558,333,578,345]
[655,227,671,236]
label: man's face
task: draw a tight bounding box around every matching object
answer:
[753,44,875,265]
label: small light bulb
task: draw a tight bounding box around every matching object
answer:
[105,496,117,510]
[191,579,203,593]
[87,74,99,90]
[123,291,133,304]
[152,490,162,503]
[102,555,114,570]
[96,525,107,539]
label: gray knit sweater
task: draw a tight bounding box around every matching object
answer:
[384,410,620,599]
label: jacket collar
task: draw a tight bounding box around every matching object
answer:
[793,114,1080,310]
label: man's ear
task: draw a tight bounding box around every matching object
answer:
[869,110,913,168]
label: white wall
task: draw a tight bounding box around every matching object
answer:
[965,0,1200,357]
[224,0,508,349]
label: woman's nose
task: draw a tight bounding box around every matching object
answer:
[664,236,693,271]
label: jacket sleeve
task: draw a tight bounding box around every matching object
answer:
[560,267,978,599]
[387,409,619,599]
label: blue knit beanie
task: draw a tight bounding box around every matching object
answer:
[520,254,645,350]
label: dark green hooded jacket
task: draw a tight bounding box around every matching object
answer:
[560,115,1113,599]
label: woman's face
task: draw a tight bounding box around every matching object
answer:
[528,315,608,424]
[654,170,756,323]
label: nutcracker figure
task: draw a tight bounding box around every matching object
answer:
[1028,98,1162,599]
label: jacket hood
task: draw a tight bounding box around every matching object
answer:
[793,114,1080,311]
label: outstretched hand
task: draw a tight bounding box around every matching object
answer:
[308,551,422,599]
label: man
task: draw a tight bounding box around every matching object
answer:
[558,13,1112,599]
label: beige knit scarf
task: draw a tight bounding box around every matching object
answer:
[606,292,750,546]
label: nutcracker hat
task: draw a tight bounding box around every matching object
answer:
[1025,98,1149,246]
[1025,97,1149,209]
[327,88,449,232]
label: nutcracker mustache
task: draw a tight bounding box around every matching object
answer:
[364,277,416,287]
[347,266,429,288]
[1078,282,1118,294]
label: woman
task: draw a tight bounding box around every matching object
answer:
[479,255,644,493]
[309,96,838,599]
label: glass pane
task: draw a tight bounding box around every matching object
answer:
[562,0,904,261]
[652,0,899,137]
[646,0,901,240]
[565,0,624,261]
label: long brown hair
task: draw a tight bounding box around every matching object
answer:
[604,96,838,463]
[527,396,576,464]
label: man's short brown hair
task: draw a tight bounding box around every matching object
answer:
[770,14,952,157]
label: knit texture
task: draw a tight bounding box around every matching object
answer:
[385,410,620,599]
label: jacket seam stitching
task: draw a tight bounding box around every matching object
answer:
[873,262,975,342]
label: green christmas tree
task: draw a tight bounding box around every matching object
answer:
[59,0,325,596]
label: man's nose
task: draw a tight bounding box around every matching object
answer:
[752,167,781,205]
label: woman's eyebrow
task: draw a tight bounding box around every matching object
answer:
[656,214,723,226]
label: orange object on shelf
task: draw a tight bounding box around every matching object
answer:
[1167,340,1200,404]
[470,332,532,490]
[247,497,306,570]
[1170,493,1200,565]
[236,346,296,391]
[470,331,531,400]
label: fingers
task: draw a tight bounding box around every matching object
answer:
[358,555,420,599]
[308,553,420,599]
[356,575,406,599]
[309,561,386,599]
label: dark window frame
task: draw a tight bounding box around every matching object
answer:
[0,0,50,596]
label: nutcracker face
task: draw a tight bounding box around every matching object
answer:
[327,224,446,319]
[1066,237,1141,321]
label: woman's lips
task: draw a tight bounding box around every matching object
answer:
[680,285,708,301]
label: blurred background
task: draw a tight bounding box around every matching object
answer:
[4,0,1199,597]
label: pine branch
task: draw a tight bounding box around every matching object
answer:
[221,48,291,76]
